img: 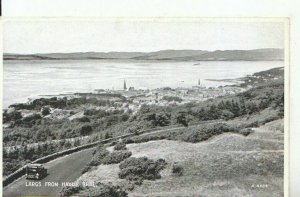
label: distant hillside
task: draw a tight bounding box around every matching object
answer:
[4,48,284,61]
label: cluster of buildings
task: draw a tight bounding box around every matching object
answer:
[93,79,245,111]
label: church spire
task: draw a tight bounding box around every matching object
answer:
[124,80,127,90]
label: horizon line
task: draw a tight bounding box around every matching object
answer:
[3,47,284,55]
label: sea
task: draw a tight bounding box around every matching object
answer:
[3,60,284,109]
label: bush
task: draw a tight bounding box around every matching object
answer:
[114,141,127,151]
[239,128,253,136]
[182,123,237,143]
[102,151,132,165]
[22,113,42,123]
[79,125,93,136]
[41,107,51,116]
[86,182,127,197]
[176,112,190,127]
[124,135,166,144]
[118,157,167,184]
[89,147,110,166]
[171,163,184,176]
[60,186,83,196]
[89,146,131,166]
[3,110,22,123]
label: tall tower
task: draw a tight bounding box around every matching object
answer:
[198,79,201,86]
[123,80,127,90]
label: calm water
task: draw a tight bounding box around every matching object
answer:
[3,60,283,108]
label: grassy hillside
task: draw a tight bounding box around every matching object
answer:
[77,119,283,196]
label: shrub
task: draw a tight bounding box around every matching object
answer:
[60,185,83,196]
[41,107,51,116]
[155,112,171,127]
[245,121,259,128]
[176,112,190,127]
[127,126,140,135]
[124,135,166,144]
[86,182,127,197]
[89,147,110,166]
[3,110,22,123]
[22,113,42,123]
[102,151,132,165]
[171,163,184,176]
[182,123,237,143]
[114,141,127,151]
[79,125,93,136]
[118,157,167,184]
[89,145,131,166]
[239,128,253,136]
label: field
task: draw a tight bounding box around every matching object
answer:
[77,119,284,196]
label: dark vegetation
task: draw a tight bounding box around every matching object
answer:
[3,139,82,176]
[114,141,127,151]
[3,98,131,146]
[82,144,132,174]
[124,122,239,144]
[118,157,167,185]
[60,182,127,197]
[3,77,283,146]
[172,162,184,176]
[2,68,284,176]
[162,96,183,102]
[84,183,128,197]
[60,185,83,197]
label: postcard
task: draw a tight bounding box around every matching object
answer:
[2,18,288,196]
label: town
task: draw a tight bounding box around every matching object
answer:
[85,79,246,113]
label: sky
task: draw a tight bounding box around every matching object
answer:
[3,20,285,54]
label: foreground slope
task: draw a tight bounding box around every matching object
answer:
[78,119,284,197]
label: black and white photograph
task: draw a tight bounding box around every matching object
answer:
[2,19,287,196]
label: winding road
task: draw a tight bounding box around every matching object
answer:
[3,148,95,197]
[3,120,219,197]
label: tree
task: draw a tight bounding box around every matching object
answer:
[155,113,171,127]
[231,100,240,117]
[197,108,206,121]
[104,131,111,139]
[3,149,8,159]
[3,110,22,123]
[42,143,49,156]
[208,104,219,119]
[74,139,81,147]
[176,112,189,127]
[41,107,51,116]
[37,144,42,157]
[220,110,234,120]
[239,98,247,115]
[217,100,226,110]
[25,146,35,160]
[64,141,72,149]
[80,125,93,136]
[246,102,258,114]
[22,145,28,160]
